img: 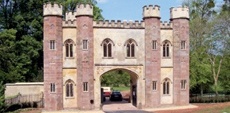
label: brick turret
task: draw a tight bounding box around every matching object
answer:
[43,3,63,111]
[75,4,94,110]
[143,5,161,108]
[170,6,189,105]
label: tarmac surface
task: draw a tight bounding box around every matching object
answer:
[42,98,197,113]
[102,98,150,113]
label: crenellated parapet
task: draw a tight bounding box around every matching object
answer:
[170,6,189,19]
[76,4,93,17]
[160,21,172,29]
[43,3,62,16]
[63,20,76,28]
[143,5,160,19]
[93,20,145,29]
[65,12,76,21]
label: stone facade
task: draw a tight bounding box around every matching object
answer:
[43,3,189,111]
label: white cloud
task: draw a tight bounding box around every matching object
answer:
[96,0,108,4]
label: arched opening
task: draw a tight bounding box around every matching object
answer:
[99,68,139,108]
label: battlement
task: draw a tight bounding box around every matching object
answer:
[43,3,62,16]
[65,12,76,21]
[143,5,160,18]
[160,21,172,29]
[170,6,189,19]
[63,20,76,28]
[76,4,93,17]
[93,20,145,29]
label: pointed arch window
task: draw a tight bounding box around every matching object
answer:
[163,40,171,58]
[126,39,137,58]
[163,78,170,95]
[64,39,74,58]
[65,80,74,97]
[101,38,114,58]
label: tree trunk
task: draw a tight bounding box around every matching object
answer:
[200,85,204,97]
[214,80,219,97]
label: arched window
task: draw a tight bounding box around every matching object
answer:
[65,80,74,97]
[163,78,170,95]
[64,39,74,58]
[163,40,171,58]
[126,39,137,57]
[102,38,114,58]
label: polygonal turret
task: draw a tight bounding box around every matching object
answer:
[76,4,93,17]
[170,6,189,19]
[143,5,160,19]
[43,3,63,17]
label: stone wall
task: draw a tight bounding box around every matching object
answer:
[5,82,44,98]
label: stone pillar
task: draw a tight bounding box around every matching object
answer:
[171,6,190,105]
[76,4,94,110]
[143,5,161,108]
[43,3,63,111]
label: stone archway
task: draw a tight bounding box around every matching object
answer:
[94,65,145,110]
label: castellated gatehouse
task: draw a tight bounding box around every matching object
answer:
[43,3,189,111]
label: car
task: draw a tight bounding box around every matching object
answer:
[102,87,111,97]
[110,91,123,101]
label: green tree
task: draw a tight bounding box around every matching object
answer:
[184,0,230,95]
[0,81,5,113]
[0,0,43,82]
[101,70,130,87]
[183,0,216,95]
[0,0,103,83]
[207,10,230,95]
[0,29,25,83]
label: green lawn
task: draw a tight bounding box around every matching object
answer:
[221,106,230,113]
[112,86,130,91]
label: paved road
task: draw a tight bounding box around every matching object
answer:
[102,98,151,113]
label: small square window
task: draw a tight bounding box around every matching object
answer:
[181,41,186,50]
[181,80,186,90]
[152,81,157,91]
[152,40,157,50]
[50,83,55,92]
[83,82,88,92]
[50,40,55,50]
[83,40,88,50]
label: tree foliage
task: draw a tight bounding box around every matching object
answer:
[0,81,5,112]
[101,70,131,87]
[0,0,103,84]
[184,0,230,95]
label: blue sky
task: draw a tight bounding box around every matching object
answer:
[96,0,184,21]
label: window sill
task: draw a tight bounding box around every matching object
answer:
[65,57,75,59]
[181,89,186,91]
[162,57,171,59]
[102,57,114,59]
[126,57,136,59]
[162,94,171,96]
[65,97,75,99]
